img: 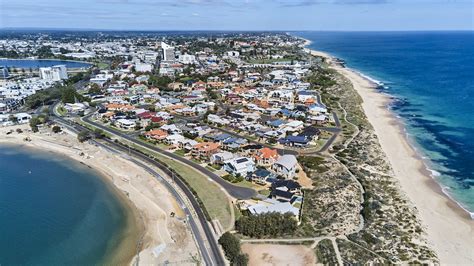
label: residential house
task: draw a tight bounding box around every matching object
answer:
[247,198,299,217]
[116,119,136,130]
[144,129,168,141]
[281,120,304,133]
[222,137,248,151]
[164,134,185,146]
[272,154,298,178]
[160,124,182,134]
[207,114,230,126]
[191,142,220,160]
[210,151,235,165]
[253,147,279,166]
[223,157,256,177]
[249,168,276,184]
[271,179,302,202]
[14,113,32,124]
[278,135,310,147]
[298,126,321,142]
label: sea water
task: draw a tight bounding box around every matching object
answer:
[0,144,136,264]
[297,31,474,217]
[0,59,91,69]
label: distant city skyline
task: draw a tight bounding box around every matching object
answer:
[0,0,473,31]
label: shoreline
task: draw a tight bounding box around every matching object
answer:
[0,125,199,265]
[304,46,473,263]
[0,141,142,265]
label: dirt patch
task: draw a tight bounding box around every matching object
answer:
[242,243,316,266]
[296,163,313,189]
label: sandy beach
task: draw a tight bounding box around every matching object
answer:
[307,48,474,264]
[0,125,199,265]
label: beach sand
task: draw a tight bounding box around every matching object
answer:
[241,243,316,266]
[0,125,198,265]
[308,49,474,264]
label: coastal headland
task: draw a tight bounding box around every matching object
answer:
[306,45,474,264]
[0,125,199,265]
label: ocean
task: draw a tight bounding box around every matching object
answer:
[0,59,91,69]
[296,31,474,217]
[0,144,137,265]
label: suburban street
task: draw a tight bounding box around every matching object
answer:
[50,104,224,266]
[82,112,257,200]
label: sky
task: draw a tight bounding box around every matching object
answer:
[0,0,473,31]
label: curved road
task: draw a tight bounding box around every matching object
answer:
[82,113,257,200]
[50,107,224,266]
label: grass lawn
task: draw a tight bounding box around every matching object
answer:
[56,105,67,116]
[96,62,109,69]
[233,180,260,189]
[128,143,233,229]
[258,189,271,197]
[174,149,187,157]
[205,166,217,172]
[234,205,242,221]
[316,138,327,147]
[83,120,234,229]
[136,136,170,150]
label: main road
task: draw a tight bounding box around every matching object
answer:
[50,104,225,265]
[82,112,257,200]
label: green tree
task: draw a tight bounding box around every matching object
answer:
[148,75,172,88]
[88,83,102,95]
[218,232,241,263]
[233,253,249,266]
[29,117,41,132]
[52,125,62,133]
[134,121,142,131]
[93,129,105,139]
[61,86,78,103]
[77,131,91,143]
[235,212,297,238]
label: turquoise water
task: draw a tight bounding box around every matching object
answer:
[297,31,474,217]
[0,59,91,69]
[0,144,133,265]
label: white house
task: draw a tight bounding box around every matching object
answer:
[164,134,185,145]
[160,124,182,134]
[135,63,153,72]
[207,114,230,125]
[64,102,88,114]
[14,113,32,124]
[116,119,136,130]
[180,139,198,150]
[248,199,299,217]
[272,154,298,178]
[210,151,235,165]
[223,157,255,177]
[308,103,327,114]
[281,120,304,132]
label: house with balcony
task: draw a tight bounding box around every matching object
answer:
[253,147,279,166]
[191,142,220,160]
[272,154,298,178]
[223,157,256,177]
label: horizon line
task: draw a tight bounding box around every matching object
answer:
[1,27,473,33]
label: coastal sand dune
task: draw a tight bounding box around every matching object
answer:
[310,50,474,264]
[0,125,199,265]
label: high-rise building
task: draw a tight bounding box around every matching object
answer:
[161,42,175,62]
[0,67,9,79]
[39,65,68,81]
